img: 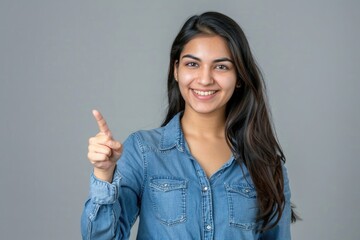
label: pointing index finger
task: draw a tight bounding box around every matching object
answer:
[92,109,111,135]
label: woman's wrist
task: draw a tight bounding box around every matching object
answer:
[93,166,115,182]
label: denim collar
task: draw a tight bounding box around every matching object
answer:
[159,112,237,171]
[159,112,185,152]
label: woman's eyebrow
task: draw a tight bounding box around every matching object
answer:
[213,57,233,63]
[181,54,233,63]
[182,54,201,61]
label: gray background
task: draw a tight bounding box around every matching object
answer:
[1,0,359,239]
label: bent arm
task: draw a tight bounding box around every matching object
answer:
[81,133,144,240]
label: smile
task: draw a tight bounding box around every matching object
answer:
[193,89,217,96]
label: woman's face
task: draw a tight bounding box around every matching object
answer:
[174,34,237,117]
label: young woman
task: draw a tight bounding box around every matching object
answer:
[82,11,297,240]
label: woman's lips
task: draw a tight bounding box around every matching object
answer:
[192,89,217,96]
[191,89,218,99]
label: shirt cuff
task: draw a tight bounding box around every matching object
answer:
[89,167,122,204]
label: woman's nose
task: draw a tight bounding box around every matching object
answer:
[197,67,213,85]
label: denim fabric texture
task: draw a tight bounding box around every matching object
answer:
[81,112,292,240]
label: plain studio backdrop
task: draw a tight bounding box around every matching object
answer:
[0,1,359,239]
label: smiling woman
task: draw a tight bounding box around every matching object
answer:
[82,11,298,240]
[174,35,237,117]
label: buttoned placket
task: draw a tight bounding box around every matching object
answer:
[194,164,214,240]
[179,121,215,240]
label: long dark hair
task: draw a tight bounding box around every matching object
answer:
[162,12,298,231]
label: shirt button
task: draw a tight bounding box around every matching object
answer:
[203,186,208,191]
[206,225,212,230]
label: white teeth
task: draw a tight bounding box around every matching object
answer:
[193,90,216,96]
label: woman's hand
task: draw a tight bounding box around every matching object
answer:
[88,110,122,182]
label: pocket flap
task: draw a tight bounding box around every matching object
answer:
[150,177,187,192]
[225,184,256,198]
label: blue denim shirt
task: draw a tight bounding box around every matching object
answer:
[81,112,292,240]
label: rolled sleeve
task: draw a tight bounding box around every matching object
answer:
[90,168,122,205]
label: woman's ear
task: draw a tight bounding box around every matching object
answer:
[174,60,179,81]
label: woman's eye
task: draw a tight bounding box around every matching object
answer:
[216,65,228,70]
[186,62,198,67]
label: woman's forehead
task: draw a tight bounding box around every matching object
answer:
[180,35,232,60]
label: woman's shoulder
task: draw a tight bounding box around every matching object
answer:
[123,113,182,152]
[123,126,165,152]
[134,126,164,142]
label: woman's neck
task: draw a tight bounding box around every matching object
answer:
[181,109,226,139]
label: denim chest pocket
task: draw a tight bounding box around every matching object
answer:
[149,176,187,226]
[225,183,259,230]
